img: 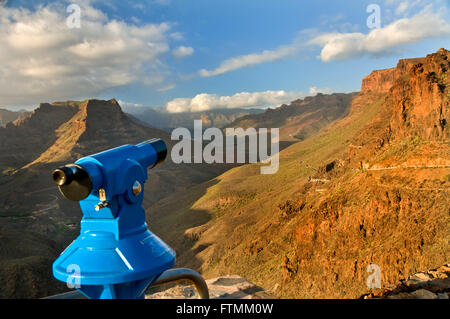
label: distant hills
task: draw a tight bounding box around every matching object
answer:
[124,106,265,132]
[0,109,30,127]
[228,92,357,142]
[0,109,18,127]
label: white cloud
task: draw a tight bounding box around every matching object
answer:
[172,46,194,58]
[0,3,174,106]
[169,31,184,41]
[198,45,299,77]
[117,100,143,108]
[157,83,176,92]
[385,0,430,16]
[165,88,331,113]
[310,7,450,62]
[395,1,410,15]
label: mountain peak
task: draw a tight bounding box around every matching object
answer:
[9,98,167,167]
[361,48,448,94]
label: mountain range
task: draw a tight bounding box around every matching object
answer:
[124,106,265,132]
[0,48,448,298]
[147,48,449,298]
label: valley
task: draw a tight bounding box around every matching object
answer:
[0,49,448,299]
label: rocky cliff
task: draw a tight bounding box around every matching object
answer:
[390,48,449,141]
[149,48,449,299]
[361,57,425,93]
[360,49,448,141]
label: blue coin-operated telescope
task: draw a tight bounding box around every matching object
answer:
[51,139,178,299]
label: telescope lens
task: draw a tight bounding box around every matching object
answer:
[145,138,167,168]
[51,165,93,201]
[52,167,73,186]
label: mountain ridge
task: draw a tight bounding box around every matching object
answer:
[124,106,265,132]
[227,92,358,142]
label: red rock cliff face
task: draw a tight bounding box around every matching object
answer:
[362,68,398,93]
[361,58,426,93]
[389,49,449,141]
[357,49,449,150]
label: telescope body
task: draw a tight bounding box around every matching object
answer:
[52,139,175,299]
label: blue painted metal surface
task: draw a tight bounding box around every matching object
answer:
[52,139,175,299]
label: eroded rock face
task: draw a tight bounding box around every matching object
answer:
[389,49,449,141]
[146,275,272,299]
[361,49,448,142]
[362,68,398,93]
[361,58,426,93]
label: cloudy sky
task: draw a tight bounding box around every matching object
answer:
[1,0,449,112]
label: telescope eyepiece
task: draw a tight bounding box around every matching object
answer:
[52,165,93,201]
[52,167,74,186]
[144,138,167,168]
[52,139,167,202]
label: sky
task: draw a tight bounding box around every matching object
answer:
[0,0,449,112]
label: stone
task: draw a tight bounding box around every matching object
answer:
[370,288,388,298]
[146,275,272,299]
[410,289,438,299]
[183,287,195,297]
[426,278,450,292]
[437,265,450,273]
[437,293,449,299]
[406,272,433,288]
[428,270,448,279]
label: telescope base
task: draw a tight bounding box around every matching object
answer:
[76,275,160,299]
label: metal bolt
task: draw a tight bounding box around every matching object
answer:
[95,201,108,211]
[132,181,142,196]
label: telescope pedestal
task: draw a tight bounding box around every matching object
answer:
[51,139,175,299]
[53,228,175,299]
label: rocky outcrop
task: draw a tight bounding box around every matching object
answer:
[389,48,449,141]
[146,275,272,299]
[360,49,448,142]
[361,57,425,93]
[361,68,398,93]
[25,99,167,166]
[363,264,450,299]
[348,48,449,169]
